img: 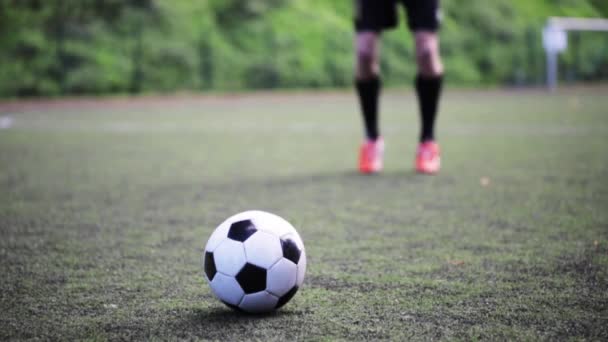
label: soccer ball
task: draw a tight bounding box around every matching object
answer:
[202,210,306,313]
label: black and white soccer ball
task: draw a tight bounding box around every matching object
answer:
[203,210,306,313]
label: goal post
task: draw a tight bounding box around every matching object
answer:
[543,17,608,91]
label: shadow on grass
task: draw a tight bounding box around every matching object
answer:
[164,305,307,339]
[269,169,439,184]
[189,306,300,321]
[159,305,310,341]
[146,167,445,203]
[193,168,450,196]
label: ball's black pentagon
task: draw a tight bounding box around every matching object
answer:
[236,263,267,294]
[228,220,257,242]
[204,251,217,281]
[276,286,299,309]
[281,238,301,264]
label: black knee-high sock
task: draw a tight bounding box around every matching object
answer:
[356,77,381,141]
[415,74,443,142]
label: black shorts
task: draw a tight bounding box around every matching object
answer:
[355,0,441,32]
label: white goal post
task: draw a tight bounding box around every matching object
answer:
[543,17,608,91]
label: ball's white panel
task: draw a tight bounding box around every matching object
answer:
[296,249,306,287]
[243,231,282,268]
[214,239,247,276]
[250,211,296,237]
[239,291,279,313]
[272,215,297,234]
[210,273,244,306]
[267,259,297,297]
[205,222,230,253]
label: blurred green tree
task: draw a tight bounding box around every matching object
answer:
[0,0,605,97]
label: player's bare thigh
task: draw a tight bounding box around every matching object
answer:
[355,31,381,80]
[414,30,443,77]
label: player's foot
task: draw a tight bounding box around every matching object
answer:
[359,137,384,174]
[415,140,440,174]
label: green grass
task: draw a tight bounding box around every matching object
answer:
[1,87,607,340]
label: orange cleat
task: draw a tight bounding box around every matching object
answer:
[415,140,441,174]
[359,138,384,174]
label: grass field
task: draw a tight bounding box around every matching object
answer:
[1,87,607,340]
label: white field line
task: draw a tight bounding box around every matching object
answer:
[0,115,14,129]
[1,117,606,136]
[3,120,362,133]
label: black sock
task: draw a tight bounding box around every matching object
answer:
[415,74,443,142]
[356,77,381,141]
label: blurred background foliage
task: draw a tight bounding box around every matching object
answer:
[0,0,606,97]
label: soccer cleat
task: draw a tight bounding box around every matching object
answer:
[359,138,384,174]
[415,140,441,174]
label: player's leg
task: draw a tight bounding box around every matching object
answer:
[355,31,381,143]
[355,32,385,174]
[405,0,443,174]
[415,31,443,144]
[414,31,443,174]
[354,0,397,173]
